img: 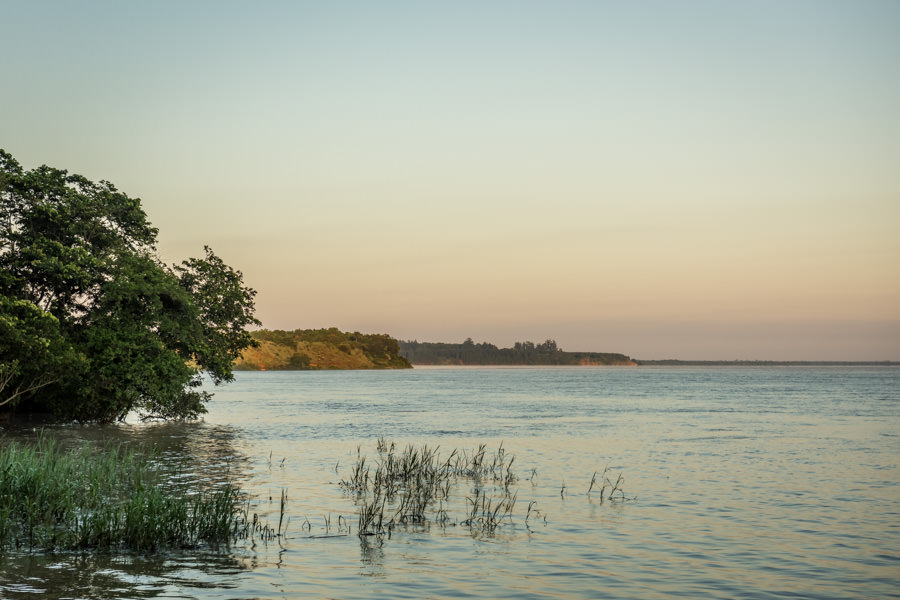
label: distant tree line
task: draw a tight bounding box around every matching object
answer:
[399,338,634,366]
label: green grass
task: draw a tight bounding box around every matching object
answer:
[340,438,633,538]
[341,438,521,536]
[1,434,632,552]
[0,435,242,552]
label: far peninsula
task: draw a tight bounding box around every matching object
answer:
[234,331,635,370]
[234,328,412,370]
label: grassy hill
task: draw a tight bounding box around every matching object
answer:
[235,328,412,370]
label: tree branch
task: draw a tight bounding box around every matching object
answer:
[0,372,59,407]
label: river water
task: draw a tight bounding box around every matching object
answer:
[1,366,898,599]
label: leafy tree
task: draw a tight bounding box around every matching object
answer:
[0,149,259,422]
[536,339,559,353]
[175,246,260,385]
[0,295,81,408]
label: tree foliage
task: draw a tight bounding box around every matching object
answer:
[399,339,634,366]
[0,295,80,408]
[0,149,259,421]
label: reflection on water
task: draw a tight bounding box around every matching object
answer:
[359,536,387,578]
[1,420,252,490]
[1,367,898,599]
[0,552,253,600]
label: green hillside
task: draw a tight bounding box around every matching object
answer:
[235,328,412,370]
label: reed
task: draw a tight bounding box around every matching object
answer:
[0,435,243,552]
[341,440,520,537]
[1,434,632,552]
[587,466,629,503]
[340,440,634,539]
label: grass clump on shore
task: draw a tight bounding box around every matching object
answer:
[0,436,241,553]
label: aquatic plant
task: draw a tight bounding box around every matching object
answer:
[338,439,634,540]
[0,436,244,552]
[341,439,521,537]
[587,466,628,502]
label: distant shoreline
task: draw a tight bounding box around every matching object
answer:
[235,329,898,370]
[405,361,899,367]
[633,360,899,366]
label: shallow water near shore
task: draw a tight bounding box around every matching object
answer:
[1,366,898,599]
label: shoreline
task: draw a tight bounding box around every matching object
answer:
[633,360,899,366]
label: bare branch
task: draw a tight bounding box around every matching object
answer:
[0,371,59,407]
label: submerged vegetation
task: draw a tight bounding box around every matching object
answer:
[235,328,412,371]
[0,437,243,552]
[0,435,631,555]
[340,439,518,535]
[339,439,632,539]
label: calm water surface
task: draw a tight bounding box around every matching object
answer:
[1,367,898,599]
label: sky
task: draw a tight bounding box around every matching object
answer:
[2,1,898,360]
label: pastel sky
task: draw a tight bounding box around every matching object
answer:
[2,1,898,360]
